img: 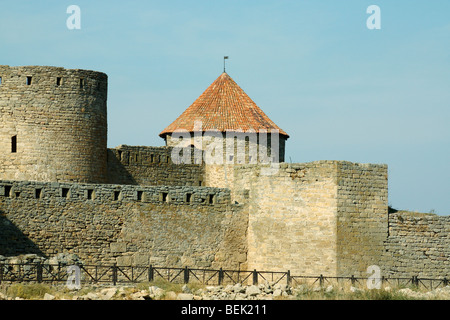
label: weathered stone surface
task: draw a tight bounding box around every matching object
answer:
[381,212,450,278]
[0,180,247,269]
[177,293,194,300]
[43,293,55,300]
[246,285,260,296]
[107,146,204,187]
[0,65,108,184]
[99,288,117,300]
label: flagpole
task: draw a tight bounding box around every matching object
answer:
[223,56,229,73]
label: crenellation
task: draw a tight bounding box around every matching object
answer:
[0,180,230,206]
[107,145,204,187]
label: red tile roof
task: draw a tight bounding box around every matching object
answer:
[159,72,289,138]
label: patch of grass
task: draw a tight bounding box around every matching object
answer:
[293,282,416,300]
[6,283,52,300]
[365,289,410,300]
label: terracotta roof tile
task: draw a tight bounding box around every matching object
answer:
[159,72,289,138]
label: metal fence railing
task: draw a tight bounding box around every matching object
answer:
[0,262,448,291]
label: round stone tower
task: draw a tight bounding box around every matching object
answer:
[0,65,108,183]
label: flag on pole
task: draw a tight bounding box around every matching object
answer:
[223,56,229,72]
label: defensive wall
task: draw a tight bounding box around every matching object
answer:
[0,159,449,278]
[231,161,389,277]
[0,180,248,270]
[381,212,450,278]
[107,145,204,186]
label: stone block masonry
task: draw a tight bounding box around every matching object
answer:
[231,161,389,277]
[0,66,108,183]
[336,162,388,277]
[107,145,204,187]
[382,212,450,278]
[232,161,340,276]
[0,180,248,269]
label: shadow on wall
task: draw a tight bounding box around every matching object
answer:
[106,149,138,185]
[388,206,398,213]
[0,213,46,257]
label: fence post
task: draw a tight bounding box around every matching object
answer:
[184,266,189,284]
[36,263,43,283]
[57,262,61,281]
[112,263,117,286]
[253,269,258,285]
[148,265,154,282]
[351,275,356,286]
[218,268,224,286]
[319,274,324,287]
[287,270,291,286]
[443,278,448,287]
[412,276,418,287]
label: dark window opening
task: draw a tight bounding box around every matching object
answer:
[35,188,42,199]
[62,188,70,198]
[4,186,12,197]
[186,193,192,203]
[11,135,17,153]
[150,154,154,163]
[87,189,94,200]
[137,191,143,201]
[114,191,121,201]
[15,191,20,198]
[208,194,215,205]
[56,77,62,86]
[26,76,32,85]
[162,192,168,202]
[135,154,139,162]
[117,150,122,161]
[198,181,203,186]
[80,78,84,89]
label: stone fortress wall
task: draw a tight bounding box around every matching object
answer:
[231,161,390,277]
[0,179,248,270]
[381,212,450,278]
[0,66,448,280]
[107,145,204,186]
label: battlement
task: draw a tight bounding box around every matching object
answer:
[0,180,229,206]
[0,179,246,268]
[107,145,204,186]
[0,65,107,99]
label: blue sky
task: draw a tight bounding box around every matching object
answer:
[1,1,449,215]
